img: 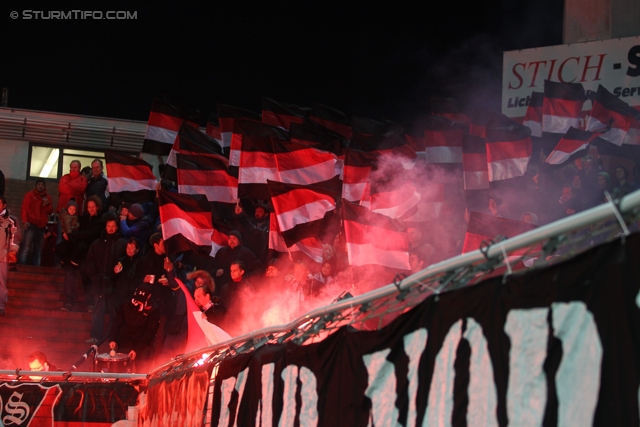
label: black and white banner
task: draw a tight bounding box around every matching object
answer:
[209,234,640,426]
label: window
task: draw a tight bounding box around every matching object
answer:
[28,144,107,180]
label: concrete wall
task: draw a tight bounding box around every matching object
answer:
[0,139,30,181]
[564,0,640,43]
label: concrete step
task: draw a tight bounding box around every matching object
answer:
[12,265,65,276]
[1,306,92,320]
[8,288,66,302]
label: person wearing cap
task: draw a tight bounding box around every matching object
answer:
[119,203,151,254]
[213,229,262,286]
[18,178,53,266]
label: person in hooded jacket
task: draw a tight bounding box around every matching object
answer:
[108,282,161,373]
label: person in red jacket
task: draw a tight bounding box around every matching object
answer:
[56,160,88,215]
[18,179,53,266]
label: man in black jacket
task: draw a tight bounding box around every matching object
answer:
[84,217,126,343]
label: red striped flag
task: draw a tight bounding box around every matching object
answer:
[218,104,261,164]
[462,211,536,254]
[177,154,237,203]
[234,119,288,199]
[105,152,157,203]
[546,127,600,165]
[290,120,347,179]
[523,92,543,138]
[422,115,465,163]
[542,80,586,134]
[143,99,201,155]
[262,97,310,130]
[623,113,640,145]
[342,199,410,270]
[586,85,635,146]
[271,138,340,186]
[342,149,378,203]
[310,103,352,140]
[158,190,214,257]
[205,113,224,151]
[431,97,470,125]
[462,134,490,190]
[399,183,446,224]
[164,122,224,183]
[268,214,324,263]
[485,112,532,182]
[268,176,341,247]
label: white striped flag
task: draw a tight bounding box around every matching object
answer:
[399,183,446,224]
[234,118,288,199]
[462,211,536,255]
[104,152,157,204]
[290,120,347,179]
[546,127,600,165]
[369,171,421,220]
[158,190,214,257]
[268,176,341,247]
[623,114,640,145]
[342,199,410,270]
[523,92,543,138]
[542,80,586,134]
[205,113,224,151]
[262,97,310,130]
[431,97,470,125]
[585,85,635,146]
[271,137,340,186]
[485,112,532,182]
[342,149,378,203]
[176,153,238,218]
[310,103,352,140]
[268,214,324,263]
[423,115,465,164]
[462,134,490,190]
[164,122,224,183]
[218,104,261,164]
[142,99,200,155]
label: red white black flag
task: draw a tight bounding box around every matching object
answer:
[158,190,214,257]
[542,80,586,134]
[218,104,262,164]
[268,176,341,247]
[422,115,465,163]
[310,103,353,140]
[585,85,635,146]
[143,99,201,155]
[462,211,537,254]
[523,91,543,138]
[164,122,224,183]
[176,153,238,218]
[205,113,224,151]
[546,127,600,165]
[462,134,490,190]
[105,151,157,203]
[268,214,324,263]
[262,97,310,130]
[431,97,470,125]
[342,199,410,270]
[342,149,378,203]
[485,112,532,181]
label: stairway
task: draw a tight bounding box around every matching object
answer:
[0,265,105,371]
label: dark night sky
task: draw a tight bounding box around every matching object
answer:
[2,2,564,125]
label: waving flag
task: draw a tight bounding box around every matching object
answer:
[177,153,238,218]
[218,104,261,164]
[105,152,157,203]
[164,122,224,183]
[268,215,324,263]
[586,85,635,146]
[342,149,378,203]
[205,113,224,151]
[268,176,341,247]
[342,199,410,270]
[462,211,536,254]
[542,80,586,134]
[142,99,201,155]
[462,134,490,190]
[546,127,600,165]
[523,92,543,137]
[485,112,532,181]
[422,115,465,164]
[262,97,310,130]
[310,103,352,139]
[431,97,470,125]
[158,191,214,257]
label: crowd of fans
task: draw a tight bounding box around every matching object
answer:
[3,151,638,370]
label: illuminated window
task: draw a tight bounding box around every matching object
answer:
[28,144,107,180]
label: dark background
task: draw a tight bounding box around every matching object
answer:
[1,2,564,124]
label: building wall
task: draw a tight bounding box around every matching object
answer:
[564,0,640,43]
[0,139,30,180]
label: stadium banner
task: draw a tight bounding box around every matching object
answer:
[0,381,138,426]
[502,36,640,119]
[209,234,640,426]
